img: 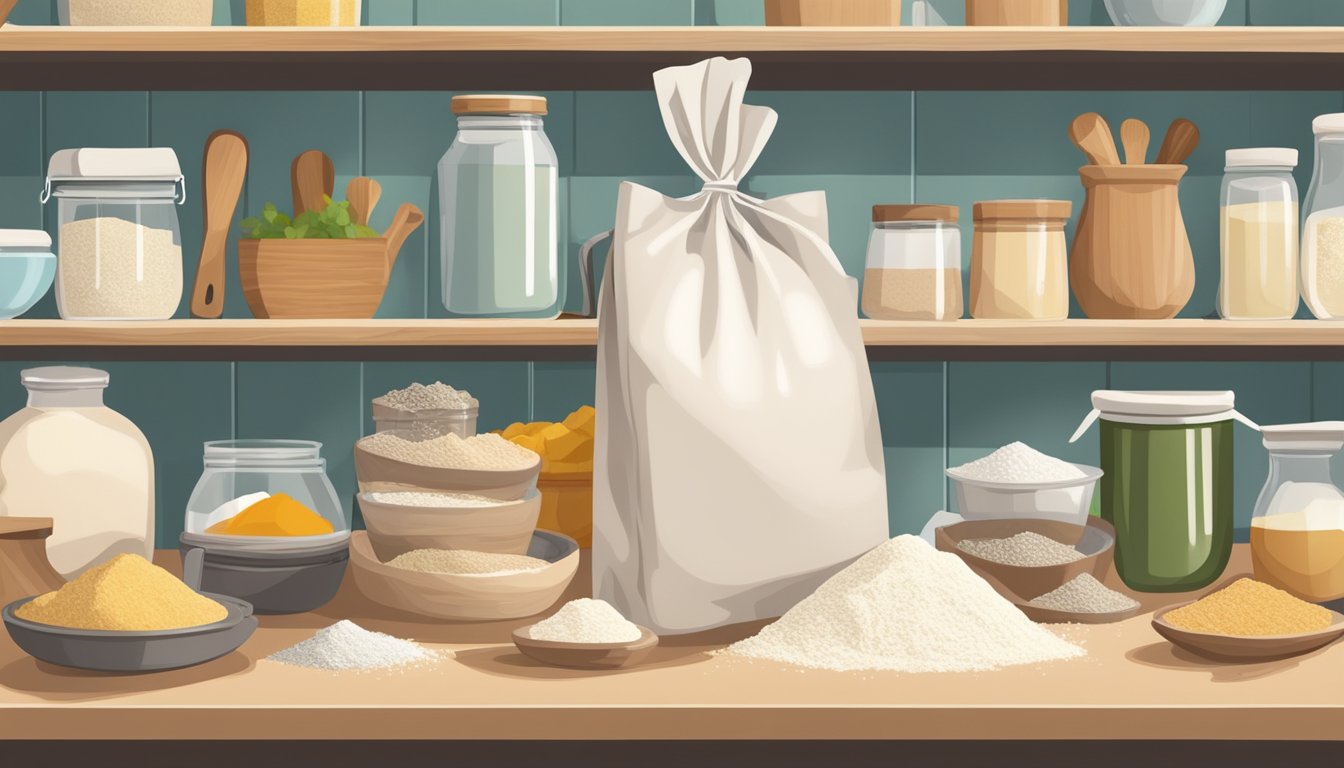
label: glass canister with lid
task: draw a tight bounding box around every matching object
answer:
[182,439,350,614]
[861,204,962,321]
[1303,114,1344,320]
[43,148,186,320]
[439,94,561,319]
[970,199,1072,320]
[1071,390,1259,592]
[1219,148,1299,320]
[1251,422,1344,602]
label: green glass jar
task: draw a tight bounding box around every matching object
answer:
[1072,391,1258,592]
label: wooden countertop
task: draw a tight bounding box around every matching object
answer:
[1,545,1341,742]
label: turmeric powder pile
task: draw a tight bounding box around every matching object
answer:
[16,554,228,631]
[1164,578,1333,636]
[206,492,334,537]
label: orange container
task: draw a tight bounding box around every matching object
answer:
[537,473,593,548]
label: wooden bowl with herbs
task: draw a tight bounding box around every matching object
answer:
[238,198,423,319]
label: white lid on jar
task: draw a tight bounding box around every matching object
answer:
[1225,148,1298,168]
[21,366,109,391]
[1070,390,1260,442]
[47,148,183,181]
[0,229,52,250]
[1261,421,1344,452]
[1314,114,1344,135]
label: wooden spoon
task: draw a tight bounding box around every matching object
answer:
[1069,112,1122,166]
[381,203,425,277]
[1120,118,1150,166]
[291,149,334,217]
[0,518,65,606]
[1155,118,1200,165]
[347,177,382,228]
[191,130,248,319]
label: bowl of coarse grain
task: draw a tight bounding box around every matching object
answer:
[357,489,542,561]
[347,529,579,621]
[354,432,541,500]
[935,517,1116,601]
[946,442,1102,525]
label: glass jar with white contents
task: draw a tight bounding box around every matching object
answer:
[1303,114,1344,320]
[861,204,962,321]
[1219,148,1299,320]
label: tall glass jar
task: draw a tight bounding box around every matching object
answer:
[1251,422,1344,602]
[1303,114,1344,320]
[439,95,561,319]
[43,148,185,321]
[0,367,154,578]
[970,199,1071,320]
[1219,148,1299,320]
[862,204,962,321]
[185,440,348,537]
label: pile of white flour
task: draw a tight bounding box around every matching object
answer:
[723,535,1085,673]
[951,441,1085,483]
[268,620,445,671]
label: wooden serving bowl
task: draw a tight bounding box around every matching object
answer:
[354,436,541,500]
[512,625,659,670]
[239,203,422,319]
[1153,599,1344,663]
[358,489,542,560]
[935,516,1115,601]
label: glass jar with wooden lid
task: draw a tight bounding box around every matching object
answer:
[862,204,962,321]
[970,199,1072,320]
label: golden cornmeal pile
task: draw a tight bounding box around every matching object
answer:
[1164,578,1332,636]
[16,553,228,631]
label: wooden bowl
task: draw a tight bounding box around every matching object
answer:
[347,530,578,621]
[935,516,1115,601]
[354,437,541,500]
[358,489,542,561]
[240,238,391,319]
[512,625,659,670]
[1152,596,1344,663]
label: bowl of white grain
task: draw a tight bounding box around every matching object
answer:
[354,431,541,500]
[945,441,1102,526]
[357,488,542,561]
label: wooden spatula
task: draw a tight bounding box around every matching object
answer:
[1120,118,1150,166]
[347,177,382,228]
[1069,112,1122,166]
[191,130,248,319]
[291,149,334,217]
[1155,118,1200,165]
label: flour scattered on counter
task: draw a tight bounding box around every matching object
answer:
[528,599,642,644]
[722,535,1084,673]
[268,620,445,671]
[950,441,1085,483]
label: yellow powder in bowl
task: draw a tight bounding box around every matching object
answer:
[15,554,229,631]
[1164,578,1333,637]
[206,492,334,537]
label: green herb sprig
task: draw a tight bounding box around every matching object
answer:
[240,197,379,240]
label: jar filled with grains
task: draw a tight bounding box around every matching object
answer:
[861,204,963,321]
[1303,114,1344,320]
[970,199,1072,320]
[43,148,186,320]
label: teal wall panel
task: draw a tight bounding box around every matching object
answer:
[415,0,559,25]
[1248,0,1344,25]
[872,362,945,535]
[0,94,41,232]
[532,361,596,424]
[562,0,693,25]
[694,0,763,25]
[365,0,417,25]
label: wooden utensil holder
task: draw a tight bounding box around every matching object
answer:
[1070,164,1195,320]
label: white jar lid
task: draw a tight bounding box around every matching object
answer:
[1261,421,1344,452]
[0,229,52,250]
[21,366,109,391]
[1314,113,1344,135]
[1225,148,1298,168]
[46,148,183,181]
[1091,390,1235,418]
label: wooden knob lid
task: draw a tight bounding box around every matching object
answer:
[452,95,548,116]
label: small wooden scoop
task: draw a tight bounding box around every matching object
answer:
[1069,112,1122,166]
[512,624,659,670]
[1155,118,1200,165]
[191,130,248,319]
[1120,118,1150,166]
[0,518,64,606]
[291,149,334,217]
[347,177,382,228]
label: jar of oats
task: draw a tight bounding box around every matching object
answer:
[861,204,963,321]
[43,148,185,321]
[970,199,1072,320]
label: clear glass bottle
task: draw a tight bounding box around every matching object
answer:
[1251,422,1344,602]
[438,94,561,319]
[1302,114,1344,320]
[0,367,154,578]
[42,148,185,321]
[1219,148,1299,320]
[970,199,1071,320]
[862,204,962,321]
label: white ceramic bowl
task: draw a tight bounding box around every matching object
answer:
[946,463,1103,526]
[1103,0,1227,26]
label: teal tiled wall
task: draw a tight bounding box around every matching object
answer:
[5,0,1344,546]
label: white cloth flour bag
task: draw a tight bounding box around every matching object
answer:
[593,57,889,634]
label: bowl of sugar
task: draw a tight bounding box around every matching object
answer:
[946,442,1102,526]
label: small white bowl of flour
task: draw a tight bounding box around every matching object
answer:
[946,442,1103,525]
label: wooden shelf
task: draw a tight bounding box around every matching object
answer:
[2,319,1344,361]
[4,26,1344,90]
